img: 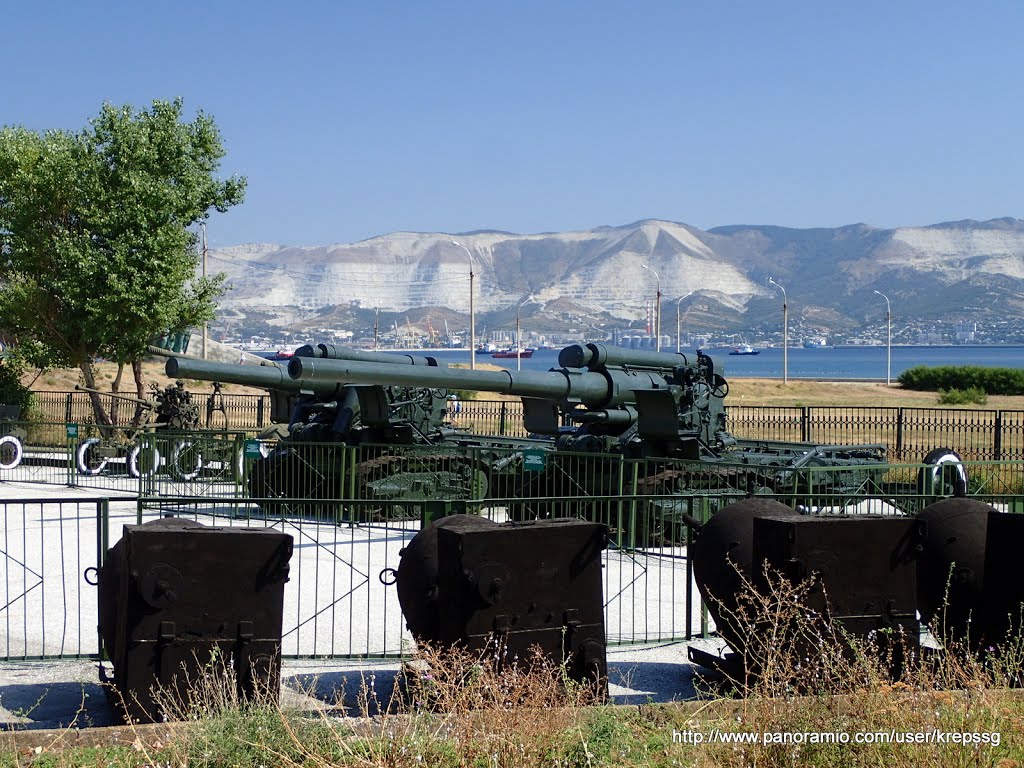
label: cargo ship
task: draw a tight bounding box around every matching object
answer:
[491,348,534,359]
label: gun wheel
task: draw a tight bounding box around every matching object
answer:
[918,448,968,497]
[169,440,203,481]
[76,438,108,475]
[128,443,160,478]
[0,435,23,470]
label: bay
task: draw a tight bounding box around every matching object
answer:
[376,345,1024,380]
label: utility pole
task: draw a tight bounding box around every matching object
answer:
[641,264,662,351]
[874,290,892,386]
[451,241,476,369]
[768,277,788,384]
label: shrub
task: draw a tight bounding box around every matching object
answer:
[0,356,34,416]
[899,365,1024,395]
[937,387,988,405]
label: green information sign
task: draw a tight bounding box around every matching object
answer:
[244,440,263,459]
[523,449,547,472]
[65,423,79,439]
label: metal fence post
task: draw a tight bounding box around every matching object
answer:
[686,497,694,640]
[896,407,905,459]
[802,406,811,443]
[995,411,1004,461]
[498,402,508,436]
[97,498,109,660]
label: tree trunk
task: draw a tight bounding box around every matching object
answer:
[80,359,112,428]
[109,363,124,425]
[131,360,147,427]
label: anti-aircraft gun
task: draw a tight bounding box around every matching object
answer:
[74,381,201,477]
[165,345,539,514]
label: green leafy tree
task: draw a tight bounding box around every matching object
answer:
[0,99,245,425]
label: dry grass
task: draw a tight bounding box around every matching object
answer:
[20,359,258,396]
[8,578,1024,767]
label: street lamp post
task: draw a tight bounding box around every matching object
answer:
[874,289,892,386]
[675,292,693,353]
[515,295,534,371]
[768,277,788,384]
[641,264,662,351]
[451,240,475,370]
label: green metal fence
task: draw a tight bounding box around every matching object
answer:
[25,393,1024,461]
[5,474,1024,662]
[5,421,1024,503]
[0,497,128,661]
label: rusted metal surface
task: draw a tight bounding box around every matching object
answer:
[396,515,608,694]
[97,518,293,723]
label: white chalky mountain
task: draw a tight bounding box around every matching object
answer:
[210,217,1024,330]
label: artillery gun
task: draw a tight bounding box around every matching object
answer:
[165,346,539,514]
[286,342,967,533]
[74,382,201,477]
[167,342,966,525]
[288,344,888,490]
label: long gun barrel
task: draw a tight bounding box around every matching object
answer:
[286,355,673,409]
[294,344,447,368]
[558,343,690,371]
[166,357,309,392]
[75,384,154,409]
[166,346,449,397]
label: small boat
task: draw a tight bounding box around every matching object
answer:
[269,350,294,361]
[491,348,534,359]
[728,344,760,356]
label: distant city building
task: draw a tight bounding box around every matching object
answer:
[956,321,977,343]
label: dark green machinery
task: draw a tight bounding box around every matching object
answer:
[165,346,536,514]
[168,342,964,526]
[74,382,202,478]
[284,342,972,537]
[286,343,892,500]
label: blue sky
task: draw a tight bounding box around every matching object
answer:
[6,1,1022,247]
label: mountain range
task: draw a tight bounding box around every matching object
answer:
[210,217,1024,336]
